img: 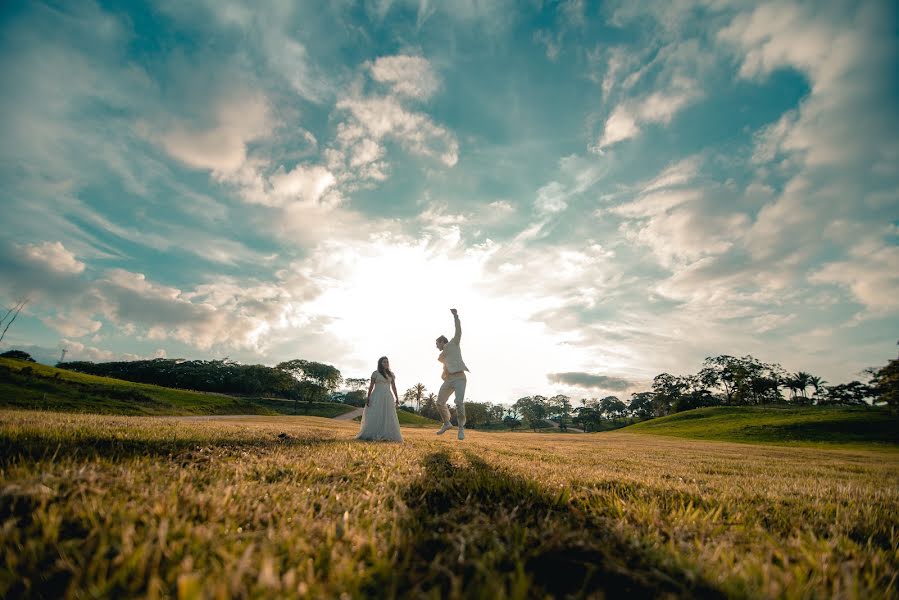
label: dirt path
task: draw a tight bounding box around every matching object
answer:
[333,407,364,421]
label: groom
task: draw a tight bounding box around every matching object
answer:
[435,308,469,440]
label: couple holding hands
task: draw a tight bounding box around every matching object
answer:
[356,309,469,443]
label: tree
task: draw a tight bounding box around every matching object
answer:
[343,390,367,407]
[574,404,599,432]
[276,359,342,413]
[628,392,654,419]
[513,396,547,431]
[464,402,490,428]
[345,377,369,392]
[822,381,872,406]
[598,395,627,421]
[503,415,522,431]
[651,373,685,416]
[410,382,427,413]
[421,393,440,421]
[487,403,505,425]
[702,355,786,405]
[794,371,813,402]
[0,349,35,362]
[784,371,814,404]
[402,388,416,407]
[0,298,29,345]
[808,375,827,402]
[868,345,899,412]
[550,394,572,431]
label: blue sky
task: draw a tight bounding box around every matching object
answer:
[1,0,897,404]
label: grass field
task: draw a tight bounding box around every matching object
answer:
[1,410,897,599]
[0,358,356,419]
[626,405,899,447]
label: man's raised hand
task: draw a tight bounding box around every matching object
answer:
[450,308,458,316]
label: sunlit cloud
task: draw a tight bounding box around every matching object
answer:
[1,0,896,401]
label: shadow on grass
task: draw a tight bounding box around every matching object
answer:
[367,450,726,599]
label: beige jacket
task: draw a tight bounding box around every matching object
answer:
[438,314,469,378]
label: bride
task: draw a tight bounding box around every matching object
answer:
[356,356,403,442]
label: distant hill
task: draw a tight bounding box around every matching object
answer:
[624,405,899,447]
[0,357,356,418]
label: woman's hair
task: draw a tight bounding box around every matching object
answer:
[377,356,395,381]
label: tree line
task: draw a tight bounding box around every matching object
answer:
[390,350,899,431]
[55,357,342,412]
[6,345,897,429]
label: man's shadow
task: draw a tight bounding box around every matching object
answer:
[365,450,726,599]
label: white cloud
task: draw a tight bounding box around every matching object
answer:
[810,244,899,313]
[535,181,568,214]
[599,83,700,148]
[43,315,103,338]
[640,156,702,193]
[335,95,459,167]
[349,138,385,168]
[370,54,439,100]
[19,241,85,274]
[268,164,338,207]
[150,93,272,173]
[59,339,119,361]
[721,1,897,171]
[610,188,703,218]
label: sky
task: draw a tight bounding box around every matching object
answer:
[1,0,898,405]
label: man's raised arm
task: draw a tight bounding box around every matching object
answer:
[450,308,461,344]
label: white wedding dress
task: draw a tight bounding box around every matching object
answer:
[356,370,403,442]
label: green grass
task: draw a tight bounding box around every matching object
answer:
[1,411,896,598]
[625,405,899,447]
[351,409,440,426]
[0,358,356,419]
[397,410,439,426]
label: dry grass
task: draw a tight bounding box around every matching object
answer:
[1,410,897,599]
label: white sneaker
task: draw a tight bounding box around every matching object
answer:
[436,422,452,435]
[458,427,465,440]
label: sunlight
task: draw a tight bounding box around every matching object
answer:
[302,233,586,403]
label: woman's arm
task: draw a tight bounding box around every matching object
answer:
[391,380,399,406]
[366,377,375,406]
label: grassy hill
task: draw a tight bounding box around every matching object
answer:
[349,409,440,426]
[397,410,440,426]
[625,405,899,447]
[0,357,356,418]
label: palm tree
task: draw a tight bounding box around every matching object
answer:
[782,376,800,401]
[794,371,813,401]
[422,393,438,420]
[808,375,827,400]
[411,382,427,413]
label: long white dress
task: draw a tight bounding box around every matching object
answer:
[356,370,403,442]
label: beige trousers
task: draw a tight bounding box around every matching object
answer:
[437,373,467,427]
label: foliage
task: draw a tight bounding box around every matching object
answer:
[344,377,369,392]
[867,345,899,412]
[341,390,367,407]
[512,396,548,431]
[59,358,295,397]
[0,358,356,418]
[1,411,896,598]
[276,359,342,408]
[420,393,440,421]
[0,349,35,362]
[820,381,873,406]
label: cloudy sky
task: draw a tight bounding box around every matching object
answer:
[1,0,897,404]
